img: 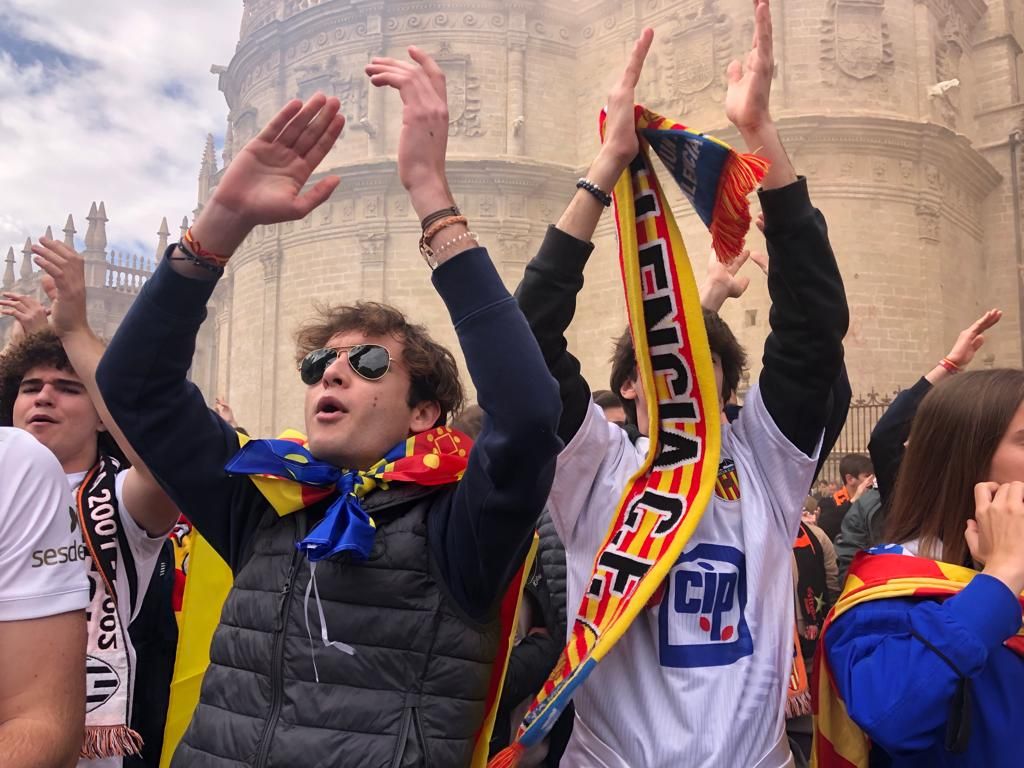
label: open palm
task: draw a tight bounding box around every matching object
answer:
[214,94,346,227]
[725,0,774,133]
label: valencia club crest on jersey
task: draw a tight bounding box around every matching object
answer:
[714,458,741,501]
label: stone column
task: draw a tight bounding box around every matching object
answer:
[507,7,528,156]
[259,243,283,434]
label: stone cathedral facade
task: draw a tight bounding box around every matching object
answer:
[204,0,1023,437]
[7,0,1019,443]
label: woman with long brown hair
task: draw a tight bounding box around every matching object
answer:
[813,369,1024,767]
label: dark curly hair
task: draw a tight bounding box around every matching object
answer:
[0,330,125,464]
[0,331,72,427]
[608,308,747,427]
[294,301,465,427]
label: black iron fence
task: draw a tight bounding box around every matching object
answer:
[817,389,900,485]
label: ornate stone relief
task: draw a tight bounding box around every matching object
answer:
[915,201,941,242]
[359,232,387,265]
[645,0,732,113]
[294,55,370,132]
[233,106,260,148]
[820,0,895,84]
[931,0,968,130]
[435,42,484,138]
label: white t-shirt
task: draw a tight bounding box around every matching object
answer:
[0,428,89,620]
[67,468,165,768]
[550,385,818,768]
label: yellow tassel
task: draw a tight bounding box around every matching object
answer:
[487,741,526,768]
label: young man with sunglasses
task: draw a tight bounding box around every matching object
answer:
[95,47,561,766]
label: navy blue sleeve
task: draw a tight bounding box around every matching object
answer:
[869,377,932,502]
[758,178,850,457]
[96,253,261,571]
[428,247,563,620]
[825,574,1021,754]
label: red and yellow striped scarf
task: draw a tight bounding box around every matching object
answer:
[811,550,1024,767]
[490,106,766,767]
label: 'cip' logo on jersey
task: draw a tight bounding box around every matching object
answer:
[658,543,753,668]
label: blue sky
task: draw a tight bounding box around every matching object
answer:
[0,1,240,261]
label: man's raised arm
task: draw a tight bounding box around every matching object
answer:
[726,0,849,456]
[366,47,562,617]
[515,30,654,444]
[96,95,345,567]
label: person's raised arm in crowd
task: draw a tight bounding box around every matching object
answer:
[0,292,49,354]
[514,29,654,445]
[869,309,1001,501]
[26,239,181,537]
[724,1,849,464]
[94,95,345,569]
[365,46,562,615]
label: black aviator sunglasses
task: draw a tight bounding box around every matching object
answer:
[299,344,393,385]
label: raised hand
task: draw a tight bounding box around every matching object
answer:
[699,247,768,312]
[30,237,89,338]
[0,291,50,336]
[946,308,1002,369]
[724,0,795,190]
[968,481,1024,595]
[599,28,655,173]
[191,94,345,258]
[365,47,452,216]
[850,473,875,503]
[215,397,239,429]
[725,0,774,135]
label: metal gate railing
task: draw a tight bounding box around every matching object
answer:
[818,389,900,484]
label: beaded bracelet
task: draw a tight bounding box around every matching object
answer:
[576,178,612,207]
[434,231,479,256]
[420,215,470,269]
[423,214,468,243]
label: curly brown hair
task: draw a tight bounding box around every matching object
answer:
[0,331,72,427]
[294,301,465,427]
[0,330,125,463]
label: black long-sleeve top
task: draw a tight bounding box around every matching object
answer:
[515,177,850,458]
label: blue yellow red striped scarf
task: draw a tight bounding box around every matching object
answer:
[490,107,765,766]
[162,426,532,768]
[811,548,1024,767]
[226,427,471,560]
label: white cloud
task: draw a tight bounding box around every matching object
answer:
[0,0,239,261]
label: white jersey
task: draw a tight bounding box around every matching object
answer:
[0,428,89,620]
[549,385,817,768]
[67,468,165,768]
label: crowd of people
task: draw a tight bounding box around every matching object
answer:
[2,1,1023,766]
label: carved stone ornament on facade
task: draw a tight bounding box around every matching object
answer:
[259,249,283,281]
[932,0,969,130]
[233,106,260,147]
[915,201,941,242]
[820,0,895,83]
[435,42,484,138]
[497,232,530,265]
[646,2,732,113]
[359,232,387,265]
